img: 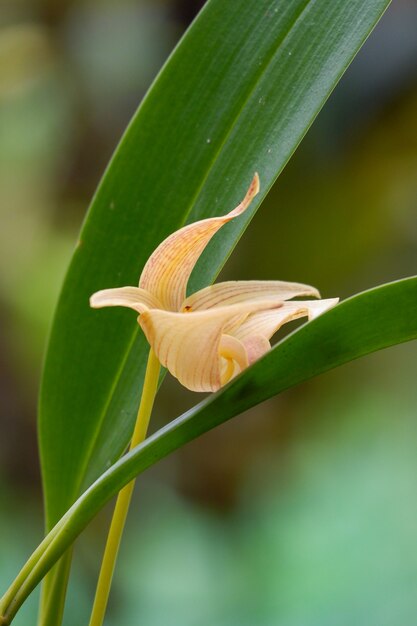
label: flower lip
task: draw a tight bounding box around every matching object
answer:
[137,298,285,392]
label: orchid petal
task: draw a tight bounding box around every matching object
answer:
[219,334,248,386]
[220,356,236,386]
[181,280,320,311]
[139,173,260,311]
[90,287,162,314]
[242,334,271,365]
[219,334,248,370]
[234,298,339,343]
[138,298,281,392]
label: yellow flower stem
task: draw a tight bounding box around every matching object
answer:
[88,348,160,626]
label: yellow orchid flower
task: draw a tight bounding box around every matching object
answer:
[90,174,338,392]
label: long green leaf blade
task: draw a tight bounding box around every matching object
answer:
[7,276,416,619]
[39,0,392,530]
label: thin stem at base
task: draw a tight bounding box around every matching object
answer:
[88,348,160,626]
[37,549,73,626]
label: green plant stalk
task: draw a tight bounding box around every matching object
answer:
[88,349,160,626]
[1,278,416,623]
[0,349,159,626]
[0,514,69,623]
[37,551,73,626]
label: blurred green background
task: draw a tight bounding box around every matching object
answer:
[0,0,416,624]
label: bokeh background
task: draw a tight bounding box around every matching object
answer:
[1,1,417,624]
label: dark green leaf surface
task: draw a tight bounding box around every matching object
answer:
[8,277,416,618]
[39,0,391,529]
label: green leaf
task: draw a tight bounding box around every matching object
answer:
[4,276,416,621]
[39,0,392,533]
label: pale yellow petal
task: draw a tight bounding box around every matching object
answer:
[138,298,281,392]
[220,355,236,386]
[181,280,320,311]
[234,298,339,343]
[139,173,260,311]
[218,334,248,370]
[218,334,248,386]
[90,287,162,314]
[242,334,271,365]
